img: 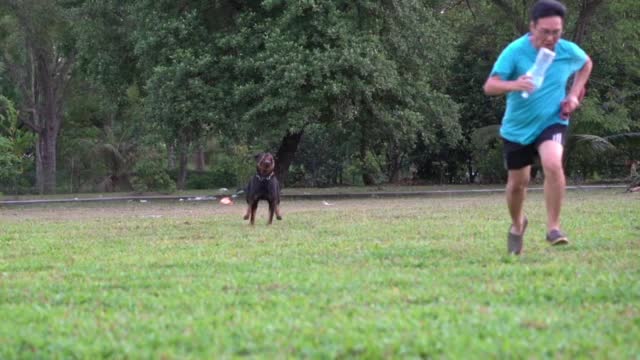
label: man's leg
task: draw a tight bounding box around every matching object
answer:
[506,166,531,235]
[503,140,535,254]
[538,139,565,233]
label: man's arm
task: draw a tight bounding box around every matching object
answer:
[483,74,535,96]
[563,56,593,111]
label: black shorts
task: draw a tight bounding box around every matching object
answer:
[503,124,568,170]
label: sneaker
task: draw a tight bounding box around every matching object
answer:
[546,229,569,246]
[508,216,528,255]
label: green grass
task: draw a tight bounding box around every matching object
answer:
[1,190,639,359]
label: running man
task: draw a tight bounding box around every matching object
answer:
[483,0,593,254]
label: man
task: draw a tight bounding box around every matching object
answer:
[483,0,593,255]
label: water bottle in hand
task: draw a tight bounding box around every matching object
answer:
[522,47,556,98]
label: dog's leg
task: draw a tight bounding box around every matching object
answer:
[267,201,275,225]
[243,205,251,220]
[275,204,282,220]
[249,201,258,226]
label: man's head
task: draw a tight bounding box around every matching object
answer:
[529,0,566,50]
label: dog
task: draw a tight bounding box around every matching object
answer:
[243,152,282,225]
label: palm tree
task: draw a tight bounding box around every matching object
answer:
[78,124,137,192]
[566,132,640,190]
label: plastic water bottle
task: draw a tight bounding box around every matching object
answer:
[522,47,556,98]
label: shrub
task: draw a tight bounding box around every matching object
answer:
[131,157,176,193]
[0,96,35,193]
[186,168,237,190]
[474,142,507,184]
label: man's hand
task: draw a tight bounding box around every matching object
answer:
[561,87,585,119]
[484,75,534,96]
[512,74,535,93]
[561,57,591,119]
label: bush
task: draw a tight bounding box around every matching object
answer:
[131,158,176,193]
[186,168,237,190]
[0,137,21,183]
[566,148,628,182]
[0,96,36,193]
[474,143,507,184]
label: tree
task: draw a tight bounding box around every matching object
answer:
[440,1,514,183]
[131,1,221,189]
[0,0,77,193]
[221,1,461,186]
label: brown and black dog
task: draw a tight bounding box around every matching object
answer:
[243,152,282,225]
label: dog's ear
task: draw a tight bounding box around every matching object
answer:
[254,152,264,161]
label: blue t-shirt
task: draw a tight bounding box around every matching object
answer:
[490,34,588,145]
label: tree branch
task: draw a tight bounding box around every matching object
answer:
[54,53,76,105]
[571,0,604,44]
[19,108,41,132]
[490,0,528,35]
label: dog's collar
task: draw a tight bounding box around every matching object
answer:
[256,172,274,181]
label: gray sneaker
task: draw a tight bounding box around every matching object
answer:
[546,229,569,245]
[508,217,528,255]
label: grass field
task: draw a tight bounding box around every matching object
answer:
[1,190,639,358]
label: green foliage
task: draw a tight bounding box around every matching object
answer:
[221,1,462,184]
[0,96,34,191]
[58,64,157,193]
[567,0,639,144]
[475,144,508,184]
[566,148,623,181]
[1,0,639,191]
[289,124,353,186]
[133,4,220,145]
[182,157,240,190]
[74,0,139,101]
[131,156,176,194]
[183,169,236,190]
[1,0,81,194]
[144,47,215,141]
[469,125,507,184]
[0,137,21,184]
[359,150,384,183]
[444,2,526,183]
[565,131,640,181]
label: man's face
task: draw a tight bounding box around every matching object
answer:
[530,16,563,50]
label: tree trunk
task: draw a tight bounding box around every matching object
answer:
[275,130,304,187]
[490,0,605,42]
[362,172,376,186]
[194,145,206,171]
[32,46,66,194]
[38,128,58,194]
[360,147,376,186]
[359,126,376,186]
[177,141,189,190]
[572,0,604,44]
[167,142,177,170]
[467,157,476,184]
[388,156,402,183]
[113,174,133,192]
[387,143,403,183]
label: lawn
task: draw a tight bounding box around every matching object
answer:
[1,190,639,358]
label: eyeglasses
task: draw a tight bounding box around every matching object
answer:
[537,28,563,38]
